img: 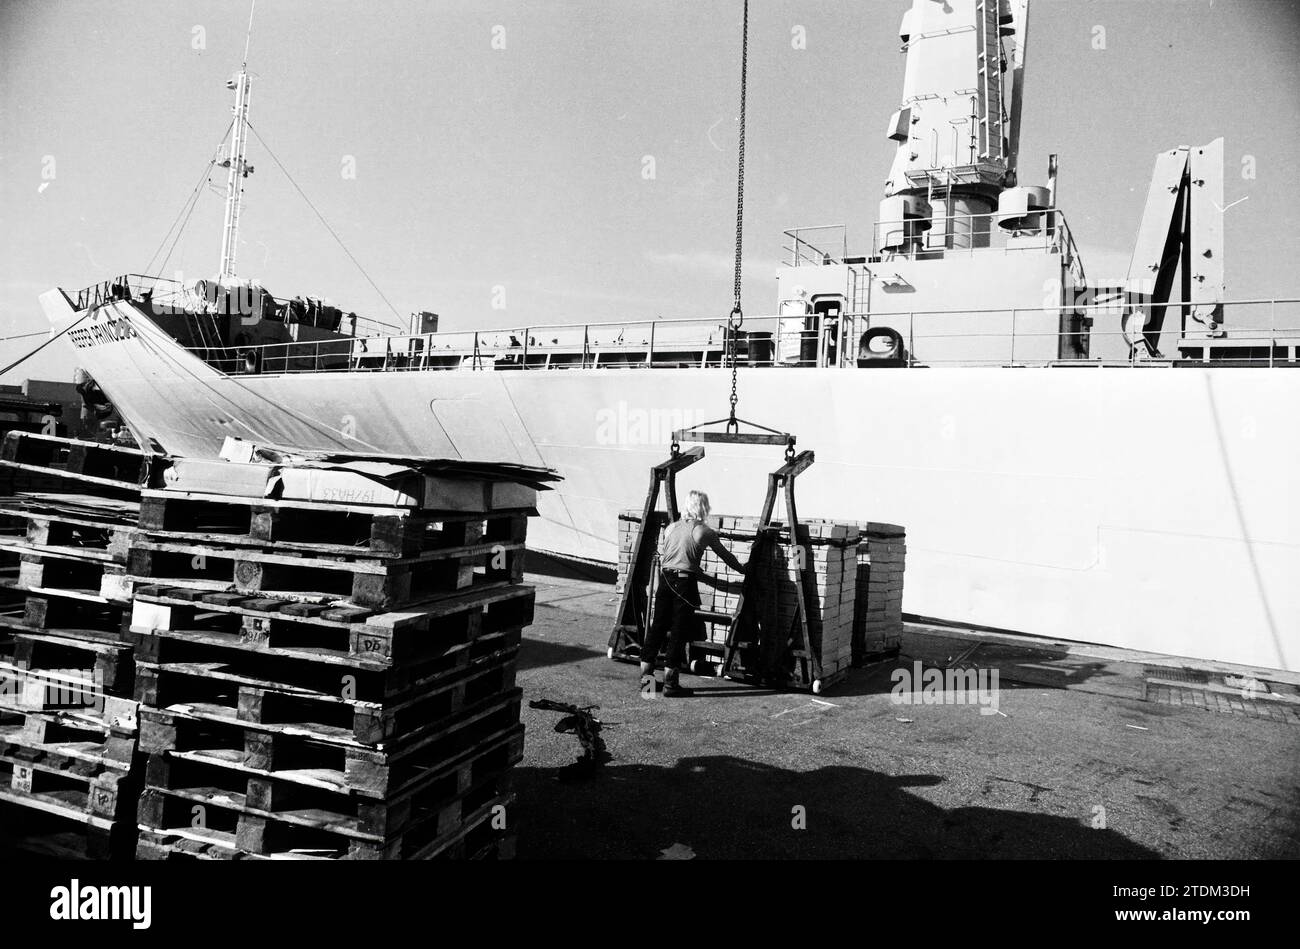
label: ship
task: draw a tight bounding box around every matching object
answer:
[34,0,1299,671]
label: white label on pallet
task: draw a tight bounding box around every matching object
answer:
[90,783,117,816]
[20,677,46,711]
[104,695,138,729]
[12,765,33,794]
[131,601,174,632]
[240,618,270,649]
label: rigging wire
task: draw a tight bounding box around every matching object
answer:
[0,311,91,379]
[157,174,211,279]
[4,122,232,381]
[144,120,234,276]
[247,121,405,333]
[0,331,51,345]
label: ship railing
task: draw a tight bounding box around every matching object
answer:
[190,297,1300,374]
[71,274,193,312]
[868,296,1300,367]
[874,208,1081,258]
[783,210,1085,275]
[783,225,849,267]
[67,273,399,337]
[194,314,787,374]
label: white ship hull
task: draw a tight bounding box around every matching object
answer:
[50,299,1299,672]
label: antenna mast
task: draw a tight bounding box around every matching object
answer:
[218,0,257,280]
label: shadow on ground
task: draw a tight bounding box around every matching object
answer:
[517,637,609,672]
[815,633,1138,701]
[512,754,1161,860]
[527,550,617,585]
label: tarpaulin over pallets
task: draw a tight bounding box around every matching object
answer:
[253,446,562,490]
[152,437,562,511]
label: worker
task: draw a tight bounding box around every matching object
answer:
[640,489,746,697]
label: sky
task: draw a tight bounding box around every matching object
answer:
[3,0,1299,382]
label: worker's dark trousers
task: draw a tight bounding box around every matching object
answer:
[643,571,699,670]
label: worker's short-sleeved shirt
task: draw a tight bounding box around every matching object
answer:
[660,518,714,572]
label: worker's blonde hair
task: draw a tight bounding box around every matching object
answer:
[684,490,710,521]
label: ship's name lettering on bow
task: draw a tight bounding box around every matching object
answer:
[67,318,138,349]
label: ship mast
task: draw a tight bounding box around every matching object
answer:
[218,1,257,280]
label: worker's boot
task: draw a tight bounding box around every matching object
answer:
[662,669,693,698]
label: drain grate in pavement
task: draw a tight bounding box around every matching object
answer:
[1142,682,1300,725]
[1142,666,1210,685]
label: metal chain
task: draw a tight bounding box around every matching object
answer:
[727,0,750,434]
[732,0,748,319]
[727,354,739,433]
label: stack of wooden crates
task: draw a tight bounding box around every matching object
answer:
[0,431,540,860]
[616,510,899,690]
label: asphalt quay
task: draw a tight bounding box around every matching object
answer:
[514,572,1300,860]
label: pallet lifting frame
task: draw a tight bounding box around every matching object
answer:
[607,424,835,693]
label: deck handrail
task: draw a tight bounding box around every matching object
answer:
[69,273,397,337]
[175,297,1300,375]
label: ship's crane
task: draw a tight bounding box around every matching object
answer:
[1121,138,1226,358]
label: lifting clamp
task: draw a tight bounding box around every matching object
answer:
[607,435,830,693]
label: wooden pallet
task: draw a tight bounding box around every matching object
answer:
[125,538,526,610]
[0,695,138,765]
[129,583,535,668]
[0,547,128,605]
[0,508,29,544]
[423,793,518,860]
[0,724,139,822]
[0,431,146,494]
[1,629,135,698]
[139,489,530,560]
[5,592,131,639]
[0,800,137,860]
[135,724,521,859]
[133,641,519,746]
[0,527,133,569]
[136,622,522,704]
[133,800,517,857]
[0,654,137,727]
[136,791,517,861]
[138,687,522,800]
[0,814,129,860]
[0,494,137,561]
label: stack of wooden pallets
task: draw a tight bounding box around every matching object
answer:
[126,470,538,860]
[853,522,906,665]
[0,432,148,859]
[0,432,553,861]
